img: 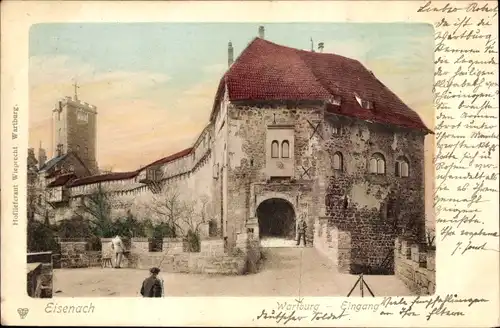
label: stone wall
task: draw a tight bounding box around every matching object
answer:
[27,252,53,298]
[27,263,42,297]
[58,240,102,268]
[225,104,324,247]
[322,115,426,273]
[313,217,351,272]
[394,238,435,295]
[51,121,220,236]
[100,232,260,275]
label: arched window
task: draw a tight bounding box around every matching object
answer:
[271,140,279,158]
[369,158,378,173]
[333,152,343,171]
[281,140,290,158]
[370,153,385,174]
[343,195,349,210]
[396,156,410,177]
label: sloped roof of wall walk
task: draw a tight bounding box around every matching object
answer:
[65,147,194,188]
[67,171,140,187]
[211,38,431,133]
[47,173,77,188]
[139,147,193,171]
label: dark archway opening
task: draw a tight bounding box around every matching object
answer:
[256,198,296,239]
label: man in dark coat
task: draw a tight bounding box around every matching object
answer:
[296,217,307,246]
[140,267,163,297]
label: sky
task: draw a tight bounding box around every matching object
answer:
[29,23,434,172]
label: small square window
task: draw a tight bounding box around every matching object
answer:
[363,100,374,110]
[354,93,374,110]
[77,111,88,122]
[328,95,342,106]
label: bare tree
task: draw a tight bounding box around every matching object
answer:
[181,195,213,236]
[73,183,114,237]
[140,185,212,239]
[141,184,191,237]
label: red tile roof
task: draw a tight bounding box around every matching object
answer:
[47,173,76,188]
[65,147,194,188]
[139,147,193,171]
[212,38,431,132]
[68,171,139,187]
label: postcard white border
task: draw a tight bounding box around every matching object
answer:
[1,1,499,327]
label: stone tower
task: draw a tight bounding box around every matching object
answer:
[52,95,98,174]
[38,142,47,169]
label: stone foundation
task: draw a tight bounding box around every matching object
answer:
[56,240,102,268]
[394,237,435,295]
[313,217,351,272]
[100,231,261,275]
[27,252,53,298]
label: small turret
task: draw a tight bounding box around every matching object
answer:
[228,42,234,67]
[258,26,265,39]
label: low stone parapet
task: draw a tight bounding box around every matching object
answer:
[313,217,351,273]
[99,233,261,275]
[27,263,42,297]
[27,252,53,298]
[394,238,436,295]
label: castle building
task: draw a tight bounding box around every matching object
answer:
[32,27,432,273]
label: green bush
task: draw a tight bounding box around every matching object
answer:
[86,235,102,251]
[27,220,60,253]
[112,212,148,238]
[56,217,93,239]
[184,229,200,252]
[154,222,176,238]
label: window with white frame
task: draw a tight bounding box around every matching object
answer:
[328,95,342,106]
[369,153,385,174]
[271,140,279,158]
[333,152,343,171]
[332,125,343,135]
[77,110,89,122]
[281,140,290,158]
[395,156,410,177]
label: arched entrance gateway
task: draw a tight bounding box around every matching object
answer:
[256,198,296,245]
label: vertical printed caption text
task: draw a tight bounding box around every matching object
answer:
[12,105,20,226]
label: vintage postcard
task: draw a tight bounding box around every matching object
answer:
[1,1,499,326]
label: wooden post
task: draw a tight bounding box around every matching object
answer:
[360,273,364,297]
[346,275,361,297]
[363,276,376,297]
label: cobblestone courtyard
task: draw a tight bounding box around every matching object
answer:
[53,247,412,297]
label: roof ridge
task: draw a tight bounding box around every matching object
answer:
[210,37,431,132]
[298,52,341,101]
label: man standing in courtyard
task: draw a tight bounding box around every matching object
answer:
[140,267,164,298]
[111,235,125,268]
[296,217,307,246]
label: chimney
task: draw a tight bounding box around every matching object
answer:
[228,42,234,67]
[38,144,47,169]
[258,26,265,39]
[318,42,324,53]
